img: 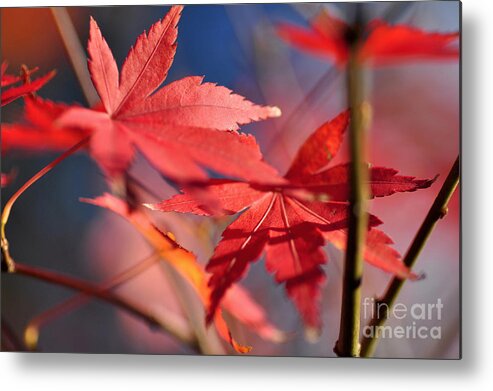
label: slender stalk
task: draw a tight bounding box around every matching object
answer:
[1,137,89,272]
[51,7,99,106]
[360,156,460,357]
[161,263,225,355]
[24,252,160,348]
[128,183,225,355]
[335,11,370,357]
[5,262,197,351]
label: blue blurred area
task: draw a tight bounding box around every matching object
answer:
[63,4,307,102]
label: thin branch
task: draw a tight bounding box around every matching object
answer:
[161,262,225,355]
[360,156,460,357]
[1,137,90,272]
[5,262,198,351]
[51,7,99,106]
[132,187,225,355]
[24,252,161,348]
[334,7,370,357]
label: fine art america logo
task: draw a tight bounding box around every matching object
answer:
[362,298,443,340]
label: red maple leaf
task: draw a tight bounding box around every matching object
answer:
[277,10,459,67]
[147,110,436,334]
[1,62,55,106]
[52,5,281,183]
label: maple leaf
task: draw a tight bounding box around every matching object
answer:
[54,5,281,183]
[277,10,459,67]
[148,110,436,334]
[81,193,285,353]
[1,62,55,106]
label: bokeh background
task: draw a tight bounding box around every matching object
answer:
[1,2,459,357]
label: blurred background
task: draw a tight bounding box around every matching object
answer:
[1,2,459,358]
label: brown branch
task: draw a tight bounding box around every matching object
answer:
[24,252,161,348]
[5,262,198,351]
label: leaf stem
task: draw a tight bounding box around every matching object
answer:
[335,8,370,357]
[5,261,197,351]
[1,137,89,272]
[127,182,225,355]
[51,7,99,106]
[161,262,225,355]
[360,155,460,357]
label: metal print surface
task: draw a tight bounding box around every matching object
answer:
[1,2,460,358]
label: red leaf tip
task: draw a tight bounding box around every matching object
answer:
[88,16,100,31]
[170,4,184,14]
[426,174,440,188]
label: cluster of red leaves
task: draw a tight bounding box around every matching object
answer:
[148,111,435,334]
[1,63,55,186]
[1,62,55,107]
[2,5,458,351]
[277,10,459,67]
